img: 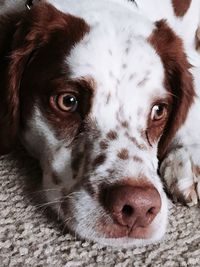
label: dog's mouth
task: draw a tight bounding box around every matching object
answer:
[97,216,153,240]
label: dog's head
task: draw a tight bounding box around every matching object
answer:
[0,2,194,247]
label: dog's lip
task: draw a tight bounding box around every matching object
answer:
[128,225,152,239]
[97,218,153,239]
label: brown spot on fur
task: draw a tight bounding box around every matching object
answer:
[121,121,129,129]
[149,20,195,159]
[93,154,106,168]
[125,47,130,54]
[117,149,129,160]
[125,132,146,150]
[52,172,62,185]
[107,130,118,140]
[129,73,136,80]
[100,140,109,150]
[172,0,192,17]
[137,77,149,87]
[83,178,96,196]
[133,156,143,163]
[106,93,111,104]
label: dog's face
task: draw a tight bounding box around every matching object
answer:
[0,3,194,247]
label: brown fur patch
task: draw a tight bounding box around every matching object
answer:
[83,178,96,197]
[121,121,129,129]
[99,140,109,150]
[107,130,118,141]
[149,20,195,159]
[106,93,111,105]
[133,156,143,163]
[137,77,149,87]
[125,132,147,150]
[0,10,25,154]
[117,149,129,160]
[93,154,106,168]
[172,0,192,17]
[129,73,136,80]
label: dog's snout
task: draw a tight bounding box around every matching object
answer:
[101,182,161,232]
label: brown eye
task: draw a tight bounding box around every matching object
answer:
[151,104,167,121]
[54,94,78,112]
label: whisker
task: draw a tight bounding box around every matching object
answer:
[24,188,61,197]
[57,201,63,221]
[35,200,63,209]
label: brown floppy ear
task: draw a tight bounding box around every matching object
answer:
[149,20,195,160]
[0,3,89,154]
[0,10,23,154]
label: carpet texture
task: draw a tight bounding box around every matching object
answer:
[1,1,200,266]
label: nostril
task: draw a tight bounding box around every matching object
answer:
[122,204,134,217]
[147,207,156,216]
[146,207,158,223]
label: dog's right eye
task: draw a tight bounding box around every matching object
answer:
[50,94,78,112]
[151,104,167,121]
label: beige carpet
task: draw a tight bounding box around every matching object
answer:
[1,1,200,266]
[1,148,200,267]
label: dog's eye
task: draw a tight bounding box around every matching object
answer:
[151,104,167,121]
[55,94,78,112]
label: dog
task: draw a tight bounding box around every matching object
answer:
[0,0,199,247]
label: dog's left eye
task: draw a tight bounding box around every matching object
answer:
[151,104,167,121]
[53,94,78,112]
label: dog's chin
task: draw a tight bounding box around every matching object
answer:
[70,210,168,248]
[75,223,167,248]
[91,234,165,249]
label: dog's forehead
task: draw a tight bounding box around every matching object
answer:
[67,23,167,130]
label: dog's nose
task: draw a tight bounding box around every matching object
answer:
[101,183,161,230]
